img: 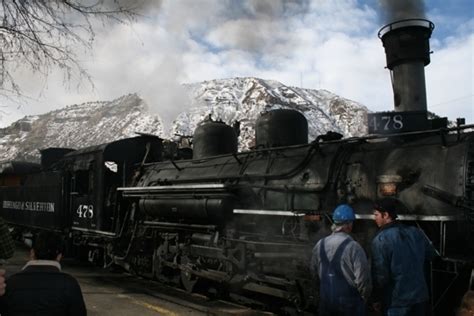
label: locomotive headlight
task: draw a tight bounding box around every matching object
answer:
[377,175,402,196]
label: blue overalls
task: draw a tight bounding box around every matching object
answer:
[319,238,367,316]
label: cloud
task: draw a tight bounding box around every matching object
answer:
[426,32,473,122]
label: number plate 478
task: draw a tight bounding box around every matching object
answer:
[367,111,428,134]
[76,205,94,218]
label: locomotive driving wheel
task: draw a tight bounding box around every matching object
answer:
[180,255,198,292]
[153,245,176,282]
[290,281,310,312]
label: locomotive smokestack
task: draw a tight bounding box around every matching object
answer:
[378,19,434,113]
[368,1,446,134]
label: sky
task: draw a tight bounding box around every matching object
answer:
[0,0,472,128]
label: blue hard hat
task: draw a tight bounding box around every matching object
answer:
[332,204,356,223]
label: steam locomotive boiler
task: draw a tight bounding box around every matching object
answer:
[0,18,473,315]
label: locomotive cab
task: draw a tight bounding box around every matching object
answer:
[65,136,163,235]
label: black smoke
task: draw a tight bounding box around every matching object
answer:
[378,0,426,24]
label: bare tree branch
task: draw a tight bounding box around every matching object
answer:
[0,0,139,100]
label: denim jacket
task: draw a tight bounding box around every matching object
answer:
[371,221,436,308]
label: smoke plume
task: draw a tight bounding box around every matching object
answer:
[212,0,310,54]
[378,0,426,24]
[140,0,310,136]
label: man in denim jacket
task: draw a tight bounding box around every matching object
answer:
[371,198,436,316]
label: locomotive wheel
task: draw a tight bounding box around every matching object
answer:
[180,255,198,292]
[153,245,165,279]
[153,245,177,283]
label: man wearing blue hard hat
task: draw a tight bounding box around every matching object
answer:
[311,204,371,316]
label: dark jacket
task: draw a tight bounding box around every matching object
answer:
[0,217,14,259]
[1,261,87,316]
[371,221,435,308]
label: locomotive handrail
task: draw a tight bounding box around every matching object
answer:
[365,124,474,140]
[140,141,324,185]
[355,214,465,221]
[138,125,474,180]
[224,237,309,247]
[143,124,474,169]
[233,209,305,216]
[117,183,227,191]
[117,184,229,197]
[244,184,325,192]
[142,221,216,231]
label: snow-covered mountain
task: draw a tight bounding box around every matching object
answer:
[174,78,368,150]
[0,95,163,162]
[0,77,369,162]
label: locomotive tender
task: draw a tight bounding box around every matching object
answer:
[0,19,473,314]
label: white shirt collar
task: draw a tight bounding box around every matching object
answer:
[22,260,62,271]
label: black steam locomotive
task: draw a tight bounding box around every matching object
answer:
[0,19,473,314]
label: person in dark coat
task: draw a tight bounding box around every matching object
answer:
[1,231,87,316]
[311,204,371,316]
[0,217,15,261]
[371,198,436,316]
[0,216,15,297]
